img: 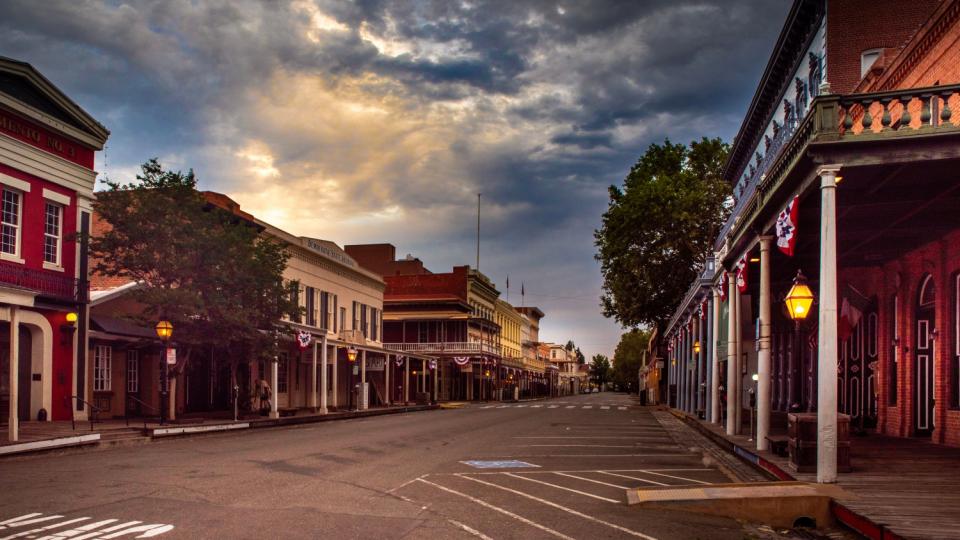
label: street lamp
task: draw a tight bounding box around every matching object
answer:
[785,270,815,323]
[693,341,701,354]
[155,320,173,425]
[347,347,358,410]
[784,270,814,410]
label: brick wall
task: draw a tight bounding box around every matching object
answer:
[839,228,960,446]
[827,0,941,94]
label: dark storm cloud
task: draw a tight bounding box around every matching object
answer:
[0,0,790,356]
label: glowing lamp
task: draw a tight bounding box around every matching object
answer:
[65,312,78,324]
[155,320,173,340]
[785,271,815,321]
[693,341,701,354]
[347,347,358,362]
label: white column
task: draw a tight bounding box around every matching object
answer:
[332,346,339,409]
[711,289,721,424]
[270,357,279,419]
[432,361,438,402]
[310,341,318,411]
[734,282,742,434]
[361,350,367,410]
[726,274,737,435]
[386,354,392,406]
[8,306,19,441]
[404,357,410,403]
[758,236,773,451]
[320,337,328,414]
[818,165,842,483]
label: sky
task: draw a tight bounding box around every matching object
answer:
[0,0,790,360]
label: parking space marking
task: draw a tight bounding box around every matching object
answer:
[638,470,712,485]
[547,405,558,409]
[618,407,628,410]
[582,406,593,409]
[552,472,631,489]
[0,513,175,540]
[502,473,619,503]
[415,478,575,540]
[597,471,669,486]
[600,406,610,410]
[531,405,543,408]
[447,519,494,540]
[457,475,659,540]
[515,436,656,440]
[516,444,636,448]
[565,406,575,409]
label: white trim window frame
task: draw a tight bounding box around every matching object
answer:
[0,187,23,261]
[43,201,63,268]
[94,345,112,392]
[126,349,140,393]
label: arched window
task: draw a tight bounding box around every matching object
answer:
[919,274,936,308]
[861,48,882,78]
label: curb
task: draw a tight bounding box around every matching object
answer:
[669,409,903,540]
[0,433,100,456]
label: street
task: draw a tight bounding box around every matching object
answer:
[1,394,761,539]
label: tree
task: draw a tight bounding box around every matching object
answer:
[91,159,298,417]
[565,340,575,352]
[590,354,611,390]
[595,137,730,330]
[612,329,650,393]
[575,347,585,365]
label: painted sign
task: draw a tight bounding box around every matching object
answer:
[365,356,385,371]
[166,348,177,365]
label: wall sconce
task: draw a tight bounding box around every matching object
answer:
[60,312,78,344]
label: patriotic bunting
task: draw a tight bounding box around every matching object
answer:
[736,257,748,293]
[700,299,708,320]
[296,330,312,350]
[776,195,799,257]
[719,272,728,302]
[453,356,471,366]
[395,355,406,367]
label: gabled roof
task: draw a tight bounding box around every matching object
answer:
[0,56,109,148]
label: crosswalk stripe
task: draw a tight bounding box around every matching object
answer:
[582,406,592,409]
[600,406,610,410]
[565,406,575,409]
[547,405,558,409]
[618,407,627,410]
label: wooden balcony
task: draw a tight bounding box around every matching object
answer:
[383,341,500,356]
[0,262,84,303]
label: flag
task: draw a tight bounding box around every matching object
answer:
[700,299,708,320]
[736,257,748,293]
[718,272,728,302]
[776,195,799,257]
[839,283,870,341]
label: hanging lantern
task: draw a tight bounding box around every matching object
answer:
[785,270,815,321]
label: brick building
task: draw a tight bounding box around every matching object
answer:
[662,0,960,482]
[0,57,109,441]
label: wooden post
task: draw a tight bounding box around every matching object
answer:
[758,236,773,451]
[817,164,842,484]
[320,337,328,414]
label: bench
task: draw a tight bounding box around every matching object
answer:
[766,435,789,457]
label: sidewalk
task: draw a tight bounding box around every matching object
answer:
[1,403,439,457]
[671,409,960,540]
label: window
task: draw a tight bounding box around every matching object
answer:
[861,48,882,78]
[288,282,301,323]
[952,274,960,409]
[418,322,428,343]
[305,286,316,326]
[890,295,898,405]
[361,304,368,337]
[551,350,556,359]
[371,308,379,341]
[43,202,62,266]
[1,188,21,256]
[126,349,139,393]
[320,292,329,330]
[277,353,288,393]
[339,307,346,334]
[94,345,112,392]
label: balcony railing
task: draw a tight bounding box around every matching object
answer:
[383,341,501,355]
[838,85,959,136]
[0,263,83,302]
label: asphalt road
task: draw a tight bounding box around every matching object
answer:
[0,393,774,539]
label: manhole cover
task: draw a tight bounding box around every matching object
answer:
[460,460,540,469]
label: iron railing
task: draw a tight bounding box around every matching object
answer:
[0,263,83,302]
[66,395,101,432]
[383,341,501,355]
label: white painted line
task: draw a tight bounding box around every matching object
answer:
[35,518,119,540]
[0,514,42,528]
[600,406,610,410]
[547,405,558,409]
[531,405,543,408]
[581,406,593,409]
[454,468,713,476]
[517,445,636,448]
[0,515,64,530]
[494,454,687,458]
[501,473,618,503]
[98,523,174,538]
[515,436,648,440]
[565,406,575,409]
[497,406,509,409]
[618,407,628,410]
[481,406,495,409]
[459,475,658,540]
[1,517,89,539]
[152,423,249,436]
[553,472,633,489]
[447,519,493,540]
[515,405,527,408]
[597,471,668,486]
[388,475,425,493]
[639,470,711,485]
[0,434,100,455]
[416,478,574,540]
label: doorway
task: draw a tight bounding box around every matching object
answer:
[915,274,935,436]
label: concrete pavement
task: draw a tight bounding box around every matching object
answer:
[0,393,807,539]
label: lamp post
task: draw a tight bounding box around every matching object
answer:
[155,320,173,425]
[785,270,814,410]
[347,347,358,411]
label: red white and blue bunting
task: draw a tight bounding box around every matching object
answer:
[296,330,312,351]
[453,356,471,366]
[395,355,406,367]
[776,195,799,257]
[736,257,748,293]
[429,359,437,370]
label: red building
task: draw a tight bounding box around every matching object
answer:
[0,57,109,440]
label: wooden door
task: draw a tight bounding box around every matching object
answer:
[915,275,935,436]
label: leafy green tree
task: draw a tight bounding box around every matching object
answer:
[575,347,585,365]
[595,137,730,330]
[590,354,611,390]
[612,329,651,393]
[91,159,298,416]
